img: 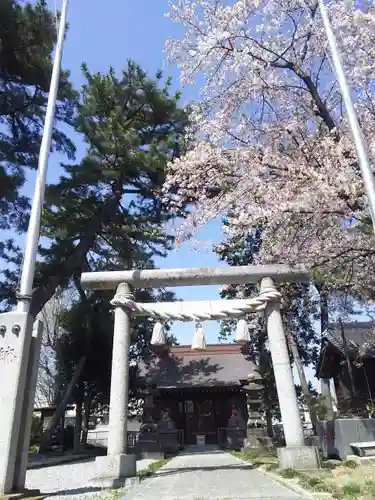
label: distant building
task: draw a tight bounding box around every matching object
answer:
[317,322,375,416]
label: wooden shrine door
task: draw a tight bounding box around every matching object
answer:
[185,398,217,444]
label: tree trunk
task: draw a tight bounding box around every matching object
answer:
[339,318,356,398]
[38,273,94,453]
[81,395,91,445]
[30,194,120,319]
[286,330,318,432]
[317,283,329,334]
[38,356,86,453]
[73,400,82,453]
[74,276,93,448]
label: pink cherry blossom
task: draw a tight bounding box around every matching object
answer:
[163,0,375,294]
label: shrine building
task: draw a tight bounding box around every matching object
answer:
[137,343,265,450]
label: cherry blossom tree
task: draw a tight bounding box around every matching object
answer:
[163,0,375,295]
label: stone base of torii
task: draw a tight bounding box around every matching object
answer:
[0,264,320,494]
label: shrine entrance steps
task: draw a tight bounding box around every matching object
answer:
[126,448,310,499]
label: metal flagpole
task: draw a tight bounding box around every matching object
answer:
[317,0,375,232]
[17,0,70,313]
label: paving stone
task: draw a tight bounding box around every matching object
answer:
[26,448,311,499]
[25,457,155,500]
[126,447,310,499]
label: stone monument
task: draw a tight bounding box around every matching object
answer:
[158,410,179,455]
[243,381,273,449]
[135,385,163,459]
[0,313,40,494]
[136,421,164,460]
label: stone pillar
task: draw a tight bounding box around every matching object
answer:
[321,378,334,420]
[92,283,137,488]
[13,319,44,491]
[0,312,33,494]
[261,278,319,470]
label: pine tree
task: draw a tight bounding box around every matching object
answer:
[35,62,187,449]
[31,62,188,317]
[1,61,188,315]
[0,0,76,228]
[0,0,77,308]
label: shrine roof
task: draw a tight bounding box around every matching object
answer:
[137,344,261,388]
[323,322,375,357]
[317,322,375,378]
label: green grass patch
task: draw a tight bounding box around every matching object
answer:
[365,479,375,496]
[137,457,172,481]
[231,448,278,469]
[341,482,361,498]
[102,489,127,500]
[279,468,299,479]
[342,459,357,469]
[276,466,375,499]
[97,457,173,500]
[233,448,375,499]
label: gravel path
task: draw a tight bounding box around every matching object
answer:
[26,457,154,500]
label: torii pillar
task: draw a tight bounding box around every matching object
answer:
[91,283,137,488]
[261,278,320,469]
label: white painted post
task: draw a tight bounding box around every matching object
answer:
[93,283,136,486]
[260,278,304,447]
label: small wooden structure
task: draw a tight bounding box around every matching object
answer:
[32,405,75,451]
[317,322,375,415]
[137,343,263,448]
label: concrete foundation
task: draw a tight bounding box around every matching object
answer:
[92,454,137,488]
[277,446,320,470]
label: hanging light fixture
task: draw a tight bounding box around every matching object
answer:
[191,322,206,351]
[151,321,167,346]
[235,318,251,345]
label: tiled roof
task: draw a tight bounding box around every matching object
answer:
[138,344,261,388]
[323,322,375,358]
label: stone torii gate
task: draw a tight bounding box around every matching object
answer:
[81,264,319,487]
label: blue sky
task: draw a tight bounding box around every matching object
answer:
[38,0,228,346]
[23,0,322,386]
